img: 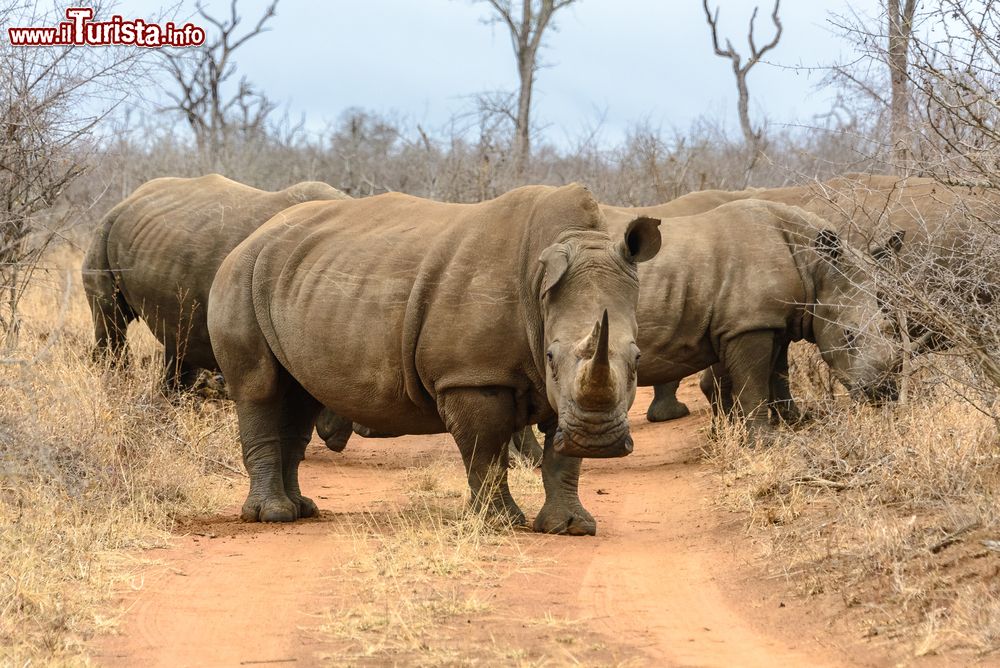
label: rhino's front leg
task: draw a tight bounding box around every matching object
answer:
[534,429,596,536]
[645,380,690,422]
[699,363,734,421]
[722,330,775,440]
[768,342,807,425]
[439,388,526,527]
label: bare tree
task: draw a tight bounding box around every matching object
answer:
[478,0,578,179]
[887,0,919,173]
[162,0,279,166]
[0,2,144,350]
[808,1,1000,416]
[702,0,783,163]
[908,0,996,186]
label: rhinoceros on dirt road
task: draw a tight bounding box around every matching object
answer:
[602,199,904,437]
[81,175,364,448]
[83,174,349,383]
[642,173,989,423]
[208,184,661,535]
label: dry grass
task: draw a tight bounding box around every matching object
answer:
[705,343,1000,659]
[0,251,241,664]
[316,456,539,666]
[314,456,623,667]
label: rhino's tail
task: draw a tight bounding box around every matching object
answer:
[81,206,135,365]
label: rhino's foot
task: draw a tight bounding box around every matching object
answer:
[352,423,396,439]
[323,432,351,452]
[745,424,777,449]
[771,401,812,427]
[472,496,527,529]
[241,494,298,523]
[771,406,812,428]
[646,398,690,422]
[533,501,596,536]
[290,493,319,519]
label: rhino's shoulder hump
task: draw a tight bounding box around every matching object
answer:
[282,181,350,203]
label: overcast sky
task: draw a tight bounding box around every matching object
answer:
[121,0,882,146]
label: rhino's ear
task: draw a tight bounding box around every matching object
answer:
[538,243,572,296]
[618,216,661,264]
[871,230,905,262]
[814,228,842,263]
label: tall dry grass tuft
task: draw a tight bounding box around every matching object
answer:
[0,251,241,663]
[705,344,1000,657]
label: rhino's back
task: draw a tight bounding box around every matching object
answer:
[601,188,759,222]
[753,175,981,252]
[102,174,344,368]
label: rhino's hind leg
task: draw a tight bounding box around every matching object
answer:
[279,383,322,518]
[84,271,133,366]
[699,363,734,425]
[162,350,203,395]
[439,388,526,528]
[235,379,321,523]
[236,399,295,522]
[508,426,543,467]
[534,428,596,536]
[645,380,690,422]
[83,222,133,366]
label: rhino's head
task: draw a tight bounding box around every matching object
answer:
[538,216,661,458]
[811,229,905,403]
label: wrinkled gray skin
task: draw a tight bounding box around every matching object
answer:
[82,174,349,388]
[642,173,978,423]
[603,200,903,437]
[208,184,661,534]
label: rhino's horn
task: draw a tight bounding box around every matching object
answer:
[580,309,612,397]
[592,309,610,370]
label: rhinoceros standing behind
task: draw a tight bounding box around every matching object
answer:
[641,173,987,423]
[597,188,764,422]
[83,174,350,386]
[602,199,903,436]
[208,184,661,534]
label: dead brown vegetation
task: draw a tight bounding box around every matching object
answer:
[706,343,1000,658]
[0,251,242,662]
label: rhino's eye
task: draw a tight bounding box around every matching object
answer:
[843,328,858,349]
[546,350,554,363]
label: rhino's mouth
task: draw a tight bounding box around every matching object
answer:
[555,409,633,458]
[850,378,900,405]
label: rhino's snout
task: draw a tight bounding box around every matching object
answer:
[854,377,900,405]
[555,411,634,458]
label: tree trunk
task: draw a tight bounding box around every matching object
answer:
[734,66,756,150]
[888,0,917,175]
[515,55,533,180]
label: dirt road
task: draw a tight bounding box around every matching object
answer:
[92,383,885,666]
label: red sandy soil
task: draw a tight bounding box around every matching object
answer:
[91,382,899,667]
